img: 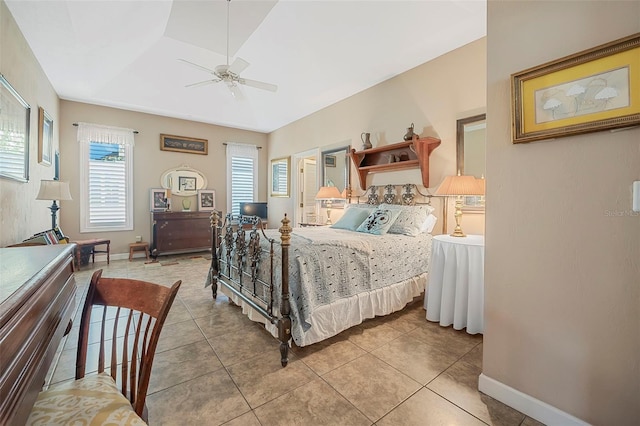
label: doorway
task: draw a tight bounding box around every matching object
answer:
[292,149,319,226]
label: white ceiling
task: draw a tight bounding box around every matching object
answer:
[6,0,486,133]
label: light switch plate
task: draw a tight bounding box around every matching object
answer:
[633,181,640,212]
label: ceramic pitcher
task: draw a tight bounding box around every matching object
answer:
[361,132,372,150]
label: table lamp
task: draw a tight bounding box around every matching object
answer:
[435,174,484,237]
[36,180,72,229]
[315,186,342,225]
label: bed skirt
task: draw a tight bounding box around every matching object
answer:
[221,272,427,347]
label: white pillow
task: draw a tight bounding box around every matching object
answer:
[331,208,371,231]
[421,214,438,234]
[380,203,436,236]
[345,203,376,212]
[356,208,402,235]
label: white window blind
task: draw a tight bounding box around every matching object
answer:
[226,143,258,215]
[78,123,134,232]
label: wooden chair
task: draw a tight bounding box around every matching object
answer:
[27,270,181,424]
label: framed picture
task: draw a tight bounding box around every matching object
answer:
[512,33,640,144]
[38,106,53,165]
[54,151,60,180]
[324,155,336,167]
[270,157,290,197]
[160,134,208,155]
[0,74,30,182]
[150,188,167,211]
[197,189,216,211]
[179,176,196,192]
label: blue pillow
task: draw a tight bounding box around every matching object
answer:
[356,208,402,235]
[330,208,371,231]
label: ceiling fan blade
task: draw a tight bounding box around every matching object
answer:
[227,57,250,76]
[178,58,216,74]
[185,79,221,88]
[238,78,278,92]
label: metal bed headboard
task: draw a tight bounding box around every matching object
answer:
[351,183,446,233]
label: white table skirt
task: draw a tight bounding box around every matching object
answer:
[424,234,484,334]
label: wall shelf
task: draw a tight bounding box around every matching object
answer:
[349,137,441,189]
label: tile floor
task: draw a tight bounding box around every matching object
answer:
[47,254,544,426]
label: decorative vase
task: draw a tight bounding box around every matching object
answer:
[361,132,372,150]
[403,123,419,141]
[182,199,191,211]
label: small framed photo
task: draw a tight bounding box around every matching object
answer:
[179,176,197,192]
[197,189,216,211]
[38,107,53,165]
[324,155,336,167]
[54,150,60,180]
[150,188,167,211]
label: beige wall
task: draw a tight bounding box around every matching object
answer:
[268,39,487,235]
[0,1,61,247]
[58,101,268,257]
[484,1,640,424]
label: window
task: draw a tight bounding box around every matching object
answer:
[226,143,258,215]
[78,123,134,232]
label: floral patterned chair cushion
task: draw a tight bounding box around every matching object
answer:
[26,373,146,426]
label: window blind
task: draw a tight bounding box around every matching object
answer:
[226,143,258,215]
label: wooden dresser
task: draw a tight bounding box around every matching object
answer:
[0,245,76,425]
[150,211,212,257]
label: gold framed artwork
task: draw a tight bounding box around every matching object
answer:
[512,33,640,144]
[38,107,53,165]
[270,157,290,197]
[160,134,208,155]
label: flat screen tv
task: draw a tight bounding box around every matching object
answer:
[240,202,268,220]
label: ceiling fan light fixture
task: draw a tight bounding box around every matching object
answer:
[179,0,276,96]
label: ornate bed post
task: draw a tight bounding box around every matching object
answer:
[209,210,220,299]
[277,214,292,367]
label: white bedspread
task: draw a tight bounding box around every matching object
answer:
[212,227,432,346]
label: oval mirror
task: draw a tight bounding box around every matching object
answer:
[160,165,207,196]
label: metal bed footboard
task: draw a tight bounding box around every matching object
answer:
[208,211,293,366]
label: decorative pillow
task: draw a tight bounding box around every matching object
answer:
[356,208,402,235]
[27,373,146,426]
[381,203,436,236]
[331,207,372,231]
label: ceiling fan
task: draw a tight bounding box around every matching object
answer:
[179,0,277,98]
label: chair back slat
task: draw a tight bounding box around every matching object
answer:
[76,270,181,419]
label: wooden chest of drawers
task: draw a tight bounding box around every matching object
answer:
[150,211,212,257]
[0,245,76,425]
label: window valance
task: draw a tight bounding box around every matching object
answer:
[77,122,135,146]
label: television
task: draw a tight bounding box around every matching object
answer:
[240,202,268,220]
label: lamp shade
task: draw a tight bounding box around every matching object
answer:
[476,177,486,196]
[36,180,72,201]
[435,175,484,196]
[315,186,342,200]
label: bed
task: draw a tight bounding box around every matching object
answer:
[205,184,437,366]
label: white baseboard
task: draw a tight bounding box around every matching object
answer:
[478,374,590,426]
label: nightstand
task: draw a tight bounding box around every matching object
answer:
[424,234,484,334]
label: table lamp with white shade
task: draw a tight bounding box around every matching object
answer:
[315,186,342,225]
[434,174,484,237]
[36,179,72,229]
